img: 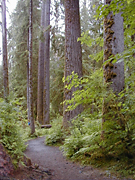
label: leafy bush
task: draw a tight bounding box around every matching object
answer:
[63,69,105,115]
[61,66,135,178]
[21,121,49,142]
[0,98,26,166]
[45,117,66,145]
[60,117,101,161]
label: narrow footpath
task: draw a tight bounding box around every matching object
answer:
[21,136,124,180]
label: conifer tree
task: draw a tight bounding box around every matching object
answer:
[29,0,35,134]
[63,0,83,127]
[50,0,65,116]
[8,0,40,111]
[2,0,9,100]
[37,0,46,124]
[37,0,50,124]
[80,0,103,75]
[43,0,50,124]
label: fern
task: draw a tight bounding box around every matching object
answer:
[0,97,26,165]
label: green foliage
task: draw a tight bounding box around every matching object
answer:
[35,123,50,137]
[61,118,101,160]
[50,0,65,117]
[63,70,104,115]
[61,66,135,177]
[50,56,64,117]
[0,97,26,165]
[45,117,65,145]
[46,1,64,118]
[4,0,135,177]
[0,65,3,98]
[60,1,135,175]
[80,0,103,75]
[96,0,135,58]
[60,82,135,178]
[60,1,135,177]
[8,0,40,110]
[19,120,50,142]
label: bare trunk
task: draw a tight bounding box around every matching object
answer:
[2,0,9,100]
[63,0,83,128]
[43,0,50,124]
[29,0,35,134]
[37,0,46,124]
[27,29,30,121]
[27,60,30,121]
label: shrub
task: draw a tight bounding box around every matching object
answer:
[0,98,26,166]
[60,117,101,160]
[45,117,65,145]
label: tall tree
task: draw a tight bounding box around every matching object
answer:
[8,0,40,111]
[49,0,65,117]
[2,0,9,100]
[37,0,50,124]
[27,27,30,121]
[29,0,35,134]
[43,0,50,124]
[37,0,46,124]
[63,0,83,128]
[102,0,124,128]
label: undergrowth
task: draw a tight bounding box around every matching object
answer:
[22,121,49,142]
[0,97,26,167]
[46,69,135,178]
[45,116,66,146]
[0,96,50,167]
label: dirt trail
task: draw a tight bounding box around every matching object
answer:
[23,136,123,180]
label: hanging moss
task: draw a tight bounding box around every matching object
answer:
[104,62,114,69]
[104,11,117,83]
[106,0,111,4]
[104,70,117,82]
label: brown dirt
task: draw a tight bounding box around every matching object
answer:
[8,136,132,180]
[0,143,14,177]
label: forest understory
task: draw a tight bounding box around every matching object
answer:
[5,136,132,180]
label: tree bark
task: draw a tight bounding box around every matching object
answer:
[29,0,35,134]
[2,0,9,100]
[27,60,30,121]
[27,28,30,121]
[103,12,124,93]
[37,0,46,124]
[43,0,50,124]
[63,0,83,128]
[102,0,124,132]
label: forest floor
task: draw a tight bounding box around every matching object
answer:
[8,136,132,180]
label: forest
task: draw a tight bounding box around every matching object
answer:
[0,0,135,179]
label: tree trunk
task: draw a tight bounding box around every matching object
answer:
[37,0,46,124]
[27,60,30,121]
[103,13,124,93]
[63,0,83,128]
[27,29,30,121]
[83,0,86,6]
[43,0,50,124]
[2,0,9,100]
[29,0,35,134]
[102,0,124,131]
